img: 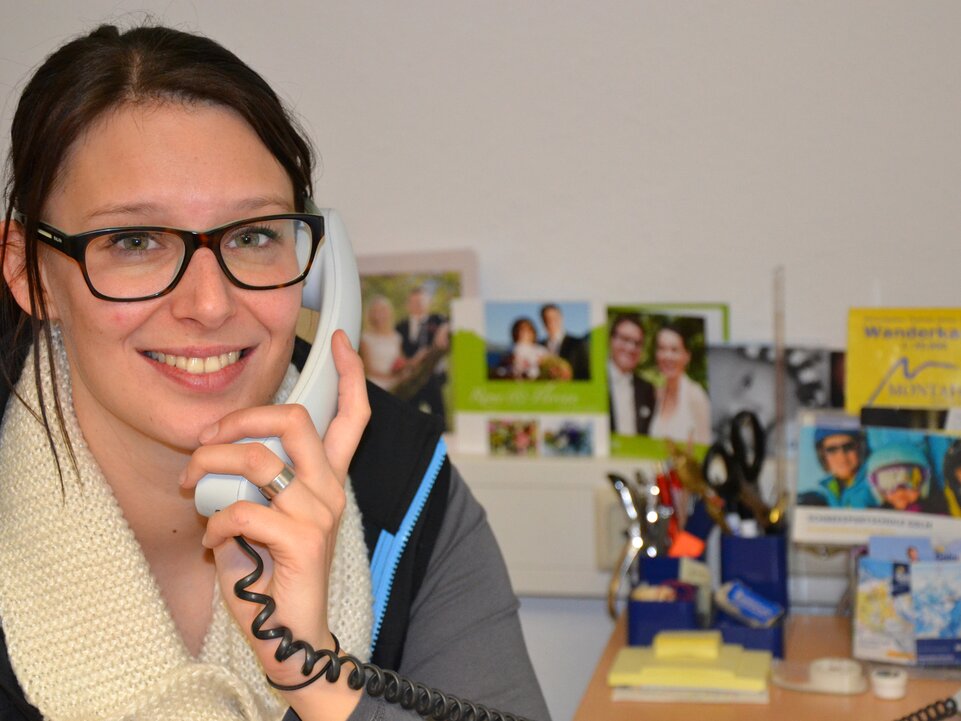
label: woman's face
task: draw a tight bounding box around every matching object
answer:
[368,298,394,330]
[821,434,861,482]
[655,328,690,380]
[517,322,536,344]
[36,101,301,452]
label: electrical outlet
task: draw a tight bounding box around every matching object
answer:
[594,486,630,571]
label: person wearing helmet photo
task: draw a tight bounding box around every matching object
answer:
[865,443,949,514]
[798,427,876,507]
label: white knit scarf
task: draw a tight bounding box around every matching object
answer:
[0,327,372,721]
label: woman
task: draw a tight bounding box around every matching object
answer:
[648,324,711,445]
[359,295,405,391]
[0,24,548,721]
[508,317,549,380]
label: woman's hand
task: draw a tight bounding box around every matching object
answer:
[180,330,370,717]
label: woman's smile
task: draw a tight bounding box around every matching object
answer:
[143,349,245,375]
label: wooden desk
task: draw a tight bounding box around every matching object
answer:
[573,615,960,721]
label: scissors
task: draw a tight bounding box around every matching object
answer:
[702,410,779,532]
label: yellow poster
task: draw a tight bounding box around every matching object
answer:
[846,308,961,415]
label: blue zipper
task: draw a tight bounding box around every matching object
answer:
[369,437,447,649]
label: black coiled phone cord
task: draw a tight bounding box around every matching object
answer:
[894,695,958,721]
[233,536,534,721]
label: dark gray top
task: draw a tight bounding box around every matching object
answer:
[347,465,551,721]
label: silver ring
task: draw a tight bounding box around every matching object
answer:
[260,464,296,501]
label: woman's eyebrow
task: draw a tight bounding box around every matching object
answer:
[81,196,295,224]
[82,202,163,223]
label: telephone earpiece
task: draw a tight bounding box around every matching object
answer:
[194,202,362,517]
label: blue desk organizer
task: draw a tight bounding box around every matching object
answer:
[627,597,698,646]
[720,534,789,608]
[628,557,699,645]
[717,534,788,658]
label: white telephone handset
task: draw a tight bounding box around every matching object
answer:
[194,202,362,517]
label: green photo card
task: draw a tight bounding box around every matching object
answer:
[451,299,610,455]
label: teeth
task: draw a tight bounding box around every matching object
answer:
[145,350,242,374]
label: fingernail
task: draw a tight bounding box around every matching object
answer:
[178,469,187,488]
[198,423,218,444]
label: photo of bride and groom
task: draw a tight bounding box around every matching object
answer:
[359,280,458,429]
[486,302,592,382]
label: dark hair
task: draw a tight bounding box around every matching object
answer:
[0,23,315,477]
[609,312,643,340]
[656,322,690,351]
[511,317,537,343]
[539,303,560,323]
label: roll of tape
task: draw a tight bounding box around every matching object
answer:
[771,657,867,695]
[871,667,908,700]
[809,658,866,694]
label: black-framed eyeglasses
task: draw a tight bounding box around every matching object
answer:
[14,211,325,302]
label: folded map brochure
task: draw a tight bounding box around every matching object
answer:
[607,630,771,703]
[846,308,961,416]
[855,550,961,666]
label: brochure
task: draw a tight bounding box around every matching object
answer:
[793,414,961,544]
[846,308,961,417]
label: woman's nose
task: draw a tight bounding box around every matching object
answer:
[168,247,236,326]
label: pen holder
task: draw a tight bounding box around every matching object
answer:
[720,534,788,608]
[716,534,788,657]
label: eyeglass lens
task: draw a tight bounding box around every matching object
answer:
[84,218,314,299]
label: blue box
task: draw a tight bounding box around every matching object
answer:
[715,534,788,658]
[720,534,788,609]
[627,598,697,646]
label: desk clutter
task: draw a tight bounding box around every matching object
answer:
[603,465,961,716]
[605,438,790,656]
[624,535,788,659]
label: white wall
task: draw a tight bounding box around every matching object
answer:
[4,1,961,349]
[3,3,959,719]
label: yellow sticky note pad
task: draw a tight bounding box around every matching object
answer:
[608,631,771,694]
[653,630,721,659]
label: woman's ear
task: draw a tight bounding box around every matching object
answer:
[2,220,31,313]
[1,219,57,319]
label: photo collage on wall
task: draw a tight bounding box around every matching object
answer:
[348,271,852,467]
[449,300,741,458]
